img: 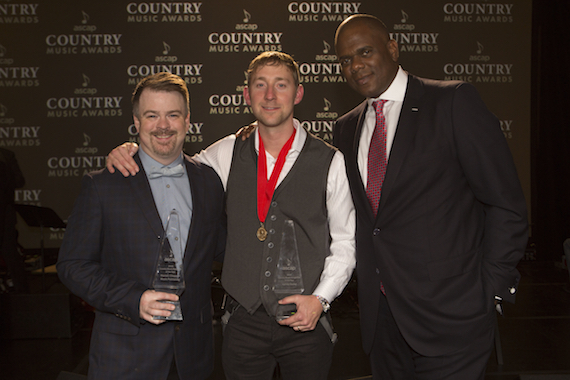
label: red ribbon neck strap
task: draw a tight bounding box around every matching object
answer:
[257,128,297,223]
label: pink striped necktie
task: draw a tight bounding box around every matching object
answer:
[366,99,388,217]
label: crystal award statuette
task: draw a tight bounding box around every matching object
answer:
[273,219,304,321]
[152,210,185,320]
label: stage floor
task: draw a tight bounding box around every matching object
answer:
[1,260,569,380]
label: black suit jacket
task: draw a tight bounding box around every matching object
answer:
[57,154,226,379]
[333,74,528,356]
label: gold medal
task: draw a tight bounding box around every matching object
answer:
[257,225,267,242]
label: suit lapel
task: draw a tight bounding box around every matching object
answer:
[129,154,164,238]
[377,74,424,216]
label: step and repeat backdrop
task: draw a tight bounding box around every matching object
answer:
[1,0,531,249]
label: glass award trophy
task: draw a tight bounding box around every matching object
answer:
[273,219,304,321]
[152,210,185,321]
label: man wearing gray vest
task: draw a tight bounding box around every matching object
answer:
[107,52,356,379]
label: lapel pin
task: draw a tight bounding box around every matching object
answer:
[412,107,419,112]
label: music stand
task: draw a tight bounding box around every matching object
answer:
[15,205,66,292]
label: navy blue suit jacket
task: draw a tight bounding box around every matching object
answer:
[57,153,226,379]
[333,74,528,356]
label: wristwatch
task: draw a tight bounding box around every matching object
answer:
[315,295,330,313]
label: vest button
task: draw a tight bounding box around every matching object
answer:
[268,242,274,249]
[270,215,277,221]
[269,229,275,234]
[271,201,278,207]
[265,271,271,277]
[266,257,272,262]
[373,228,381,236]
[263,285,270,291]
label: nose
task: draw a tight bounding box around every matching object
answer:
[350,55,364,73]
[157,116,169,129]
[265,85,276,100]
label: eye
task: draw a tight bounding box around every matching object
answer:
[340,57,351,66]
[361,49,371,56]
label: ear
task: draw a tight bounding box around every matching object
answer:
[133,114,141,133]
[294,84,304,105]
[387,39,399,62]
[184,112,191,134]
[244,86,252,106]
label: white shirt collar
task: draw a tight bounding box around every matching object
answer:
[253,118,307,156]
[367,66,408,106]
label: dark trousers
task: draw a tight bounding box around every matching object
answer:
[369,294,494,380]
[222,305,334,380]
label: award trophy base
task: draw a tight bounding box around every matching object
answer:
[275,303,297,321]
[153,300,183,321]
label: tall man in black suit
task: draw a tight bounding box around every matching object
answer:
[333,15,528,379]
[57,73,226,379]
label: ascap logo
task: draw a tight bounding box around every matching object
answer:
[75,133,98,154]
[302,98,337,141]
[0,3,39,24]
[288,2,361,22]
[208,31,283,53]
[126,2,202,23]
[394,10,415,30]
[237,71,248,90]
[443,3,514,23]
[155,41,178,62]
[74,74,98,95]
[0,103,12,123]
[0,44,14,65]
[236,9,258,31]
[74,10,97,32]
[469,41,490,62]
[443,41,513,83]
[0,66,40,87]
[390,10,439,53]
[315,98,338,119]
[315,41,337,61]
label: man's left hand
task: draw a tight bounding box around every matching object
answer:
[277,295,322,332]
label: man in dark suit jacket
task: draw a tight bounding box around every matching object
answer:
[57,73,226,380]
[333,15,528,379]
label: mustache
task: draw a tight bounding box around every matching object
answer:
[151,128,175,136]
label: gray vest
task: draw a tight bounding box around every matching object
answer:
[222,131,336,315]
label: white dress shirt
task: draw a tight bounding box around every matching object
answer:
[358,66,408,186]
[194,119,356,304]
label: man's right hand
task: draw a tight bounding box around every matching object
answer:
[107,142,140,176]
[139,289,179,325]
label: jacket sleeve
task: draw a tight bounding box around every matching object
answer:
[451,82,528,302]
[56,173,148,326]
